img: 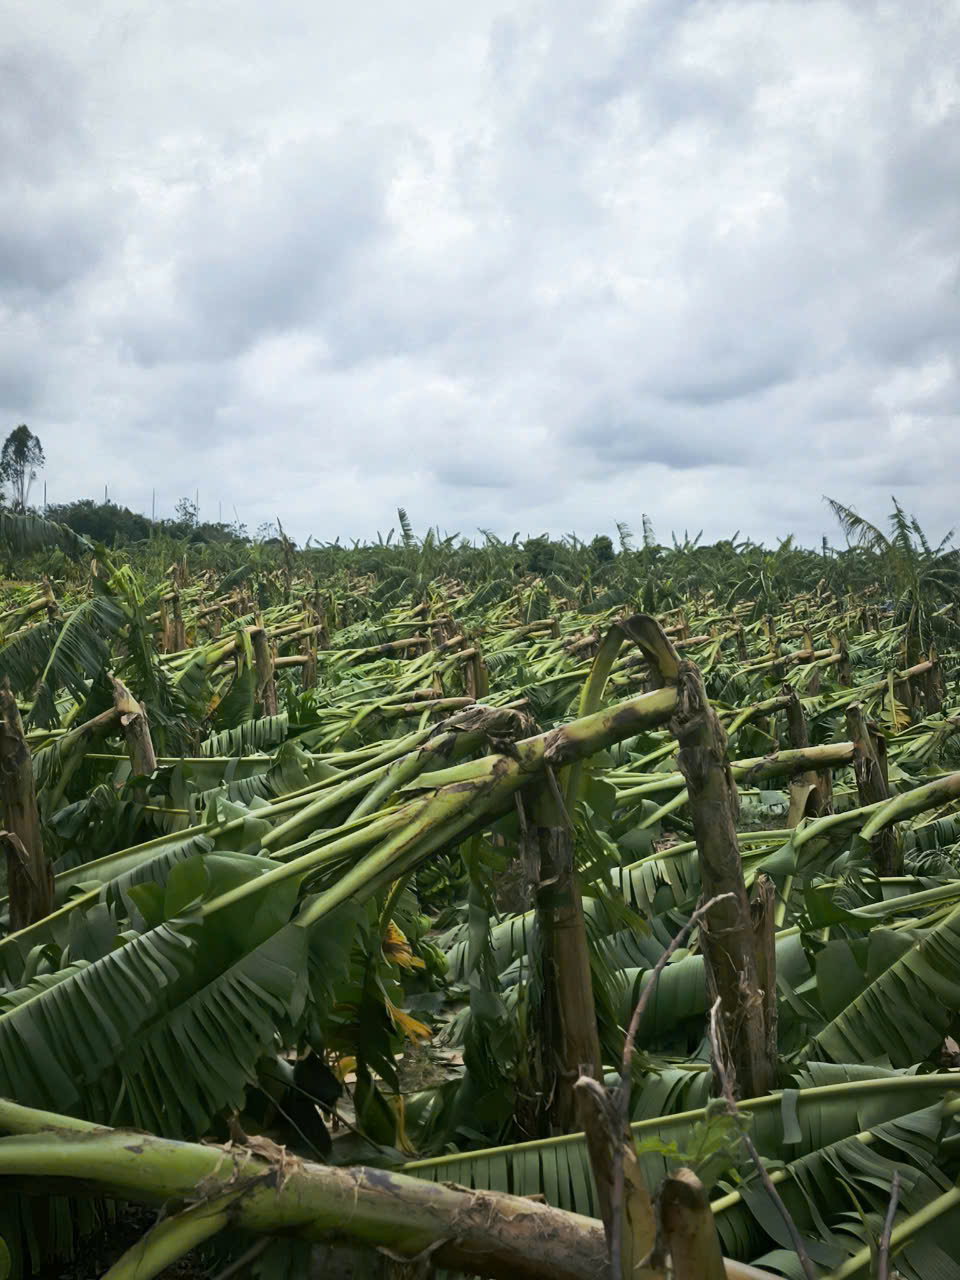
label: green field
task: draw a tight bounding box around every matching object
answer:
[1,501,959,1279]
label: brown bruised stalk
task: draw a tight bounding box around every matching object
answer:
[0,678,54,929]
[171,589,186,651]
[568,617,776,1104]
[110,675,157,778]
[660,1168,728,1280]
[673,661,775,1099]
[924,644,944,713]
[530,773,601,1134]
[783,686,832,821]
[750,874,778,1074]
[530,615,686,1132]
[845,703,901,875]
[585,893,734,1280]
[250,625,278,717]
[302,636,317,689]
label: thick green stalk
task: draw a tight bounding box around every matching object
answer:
[5,689,678,999]
[860,770,960,839]
[616,744,855,809]
[261,721,499,850]
[295,785,480,926]
[0,1100,786,1280]
[297,689,681,926]
[0,729,430,914]
[564,618,637,809]
[0,1116,607,1280]
[515,686,677,771]
[851,880,960,917]
[258,760,417,850]
[348,738,460,822]
[102,1191,237,1280]
[791,798,886,851]
[202,802,421,918]
[722,693,795,737]
[0,801,412,966]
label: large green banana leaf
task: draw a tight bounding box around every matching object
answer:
[0,508,91,560]
[0,852,304,1133]
[808,900,960,1066]
[405,1075,960,1271]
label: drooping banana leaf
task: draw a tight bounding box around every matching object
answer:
[806,900,960,1066]
[0,508,91,561]
[403,1072,960,1231]
[716,1098,960,1279]
[202,712,290,757]
[0,852,305,1134]
[28,594,129,728]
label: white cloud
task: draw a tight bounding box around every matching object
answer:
[1,0,958,547]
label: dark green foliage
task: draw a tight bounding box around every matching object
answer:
[45,498,247,548]
[0,424,44,511]
[2,494,960,1278]
[591,533,616,562]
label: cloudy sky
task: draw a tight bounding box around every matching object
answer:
[2,0,958,548]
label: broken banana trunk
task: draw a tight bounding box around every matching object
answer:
[673,661,776,1100]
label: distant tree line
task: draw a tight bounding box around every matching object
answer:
[43,497,249,548]
[0,423,257,548]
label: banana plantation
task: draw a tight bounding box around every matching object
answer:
[1,501,960,1280]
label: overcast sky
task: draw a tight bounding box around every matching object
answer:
[2,0,958,548]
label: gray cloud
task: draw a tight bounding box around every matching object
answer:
[1,0,958,547]
[0,45,87,180]
[0,190,118,296]
[0,44,121,299]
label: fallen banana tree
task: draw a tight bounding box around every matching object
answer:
[0,682,682,1130]
[0,1098,779,1280]
[406,1070,960,1277]
[0,629,785,1274]
[3,567,958,1279]
[0,689,675,964]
